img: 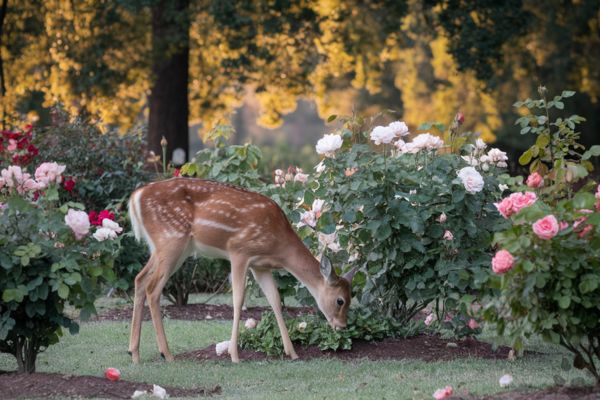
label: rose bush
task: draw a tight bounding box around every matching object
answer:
[484,88,600,383]
[0,155,122,372]
[280,114,508,324]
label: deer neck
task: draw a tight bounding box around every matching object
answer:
[284,244,325,302]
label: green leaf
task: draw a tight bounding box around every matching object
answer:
[561,90,576,98]
[58,284,69,300]
[519,149,532,166]
[326,114,337,123]
[558,296,571,309]
[572,192,595,210]
[581,145,600,160]
[554,101,564,110]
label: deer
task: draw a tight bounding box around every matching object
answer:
[127,177,355,363]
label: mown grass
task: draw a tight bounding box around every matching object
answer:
[0,316,595,400]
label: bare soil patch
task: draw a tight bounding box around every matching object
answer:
[93,302,314,322]
[0,371,221,399]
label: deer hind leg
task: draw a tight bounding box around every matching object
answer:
[128,254,157,364]
[228,254,250,363]
[251,268,298,360]
[146,242,190,362]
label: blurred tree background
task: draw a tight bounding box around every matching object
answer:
[1,0,598,167]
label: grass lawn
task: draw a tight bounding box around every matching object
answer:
[0,314,595,400]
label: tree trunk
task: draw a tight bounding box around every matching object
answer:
[148,0,190,166]
[15,337,38,373]
[0,0,9,129]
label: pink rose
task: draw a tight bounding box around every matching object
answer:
[433,386,453,400]
[65,209,90,240]
[467,318,479,330]
[595,201,600,212]
[494,196,514,218]
[443,230,454,240]
[559,221,569,231]
[532,215,559,240]
[34,162,66,189]
[595,184,600,200]
[437,212,447,223]
[578,225,593,239]
[525,172,544,188]
[424,313,435,326]
[510,191,537,214]
[492,249,514,274]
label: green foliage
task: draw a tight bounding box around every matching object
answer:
[181,134,264,189]
[34,114,153,210]
[0,166,121,373]
[239,308,419,356]
[485,90,600,383]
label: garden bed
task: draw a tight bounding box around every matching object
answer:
[0,371,221,399]
[180,335,513,362]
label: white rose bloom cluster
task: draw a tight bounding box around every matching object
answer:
[316,134,343,158]
[93,219,124,242]
[461,139,508,171]
[457,167,485,193]
[370,121,409,145]
[395,133,444,155]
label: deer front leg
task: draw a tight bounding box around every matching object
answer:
[251,268,298,359]
[128,255,156,364]
[229,254,249,363]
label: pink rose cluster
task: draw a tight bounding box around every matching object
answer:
[494,191,538,218]
[596,184,600,212]
[274,166,309,187]
[0,162,66,195]
[64,208,122,241]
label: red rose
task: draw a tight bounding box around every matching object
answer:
[88,211,99,226]
[63,178,76,192]
[456,112,465,125]
[174,168,181,177]
[98,210,115,222]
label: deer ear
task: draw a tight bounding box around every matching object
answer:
[343,266,358,284]
[319,255,337,283]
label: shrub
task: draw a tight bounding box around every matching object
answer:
[239,308,419,355]
[286,115,507,323]
[0,152,122,372]
[33,116,154,293]
[163,258,229,306]
[484,88,600,383]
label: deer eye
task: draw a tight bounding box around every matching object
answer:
[336,298,345,307]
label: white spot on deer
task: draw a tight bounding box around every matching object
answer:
[194,218,239,232]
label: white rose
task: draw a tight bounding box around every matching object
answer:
[424,313,435,326]
[65,209,90,240]
[387,121,409,137]
[102,218,123,234]
[370,125,396,145]
[93,227,117,242]
[152,385,168,400]
[486,148,508,168]
[312,199,325,216]
[314,160,326,174]
[297,322,307,332]
[457,167,485,193]
[461,155,479,167]
[316,134,343,157]
[298,211,316,228]
[499,374,513,387]
[411,133,444,151]
[215,340,230,356]
[244,318,257,329]
[475,138,487,150]
[294,172,309,184]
